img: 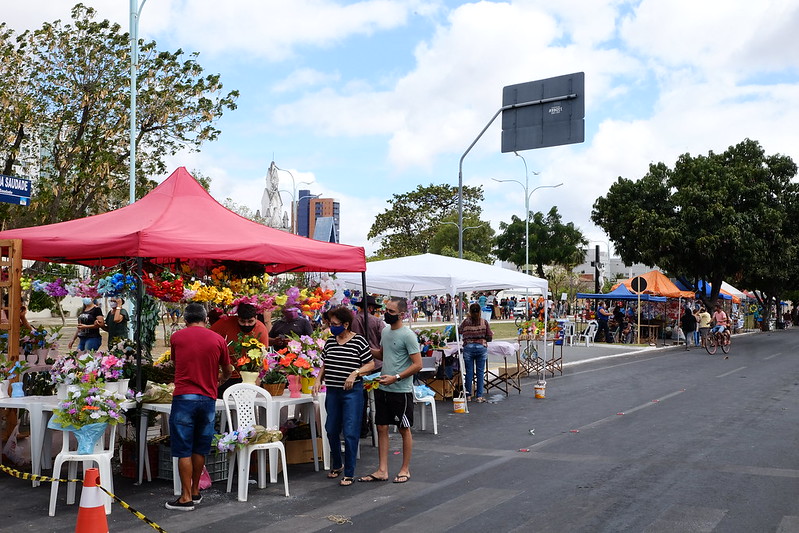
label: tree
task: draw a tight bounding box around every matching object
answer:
[0,4,238,229]
[591,139,798,327]
[367,183,484,258]
[494,206,588,278]
[428,213,495,264]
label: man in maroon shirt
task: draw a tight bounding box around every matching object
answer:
[166,303,232,511]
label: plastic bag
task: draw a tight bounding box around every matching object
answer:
[141,382,175,403]
[198,466,212,490]
[413,384,435,400]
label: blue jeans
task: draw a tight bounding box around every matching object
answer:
[463,343,487,398]
[169,394,216,457]
[324,381,364,478]
[78,336,102,352]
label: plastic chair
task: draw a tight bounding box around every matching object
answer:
[413,393,438,435]
[223,383,289,501]
[562,323,576,346]
[579,321,598,347]
[49,425,116,516]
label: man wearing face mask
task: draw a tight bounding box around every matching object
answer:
[99,296,129,349]
[210,303,269,397]
[269,306,314,349]
[68,298,104,352]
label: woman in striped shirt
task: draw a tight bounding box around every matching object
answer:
[313,306,374,486]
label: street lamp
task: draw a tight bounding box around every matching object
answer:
[492,161,562,276]
[129,0,148,204]
[273,163,311,234]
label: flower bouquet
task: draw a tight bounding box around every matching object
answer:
[211,425,283,453]
[414,328,447,354]
[48,382,126,453]
[0,358,29,382]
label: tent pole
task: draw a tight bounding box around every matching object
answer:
[360,272,369,348]
[135,257,144,393]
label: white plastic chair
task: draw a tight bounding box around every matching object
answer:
[49,425,116,516]
[579,321,598,347]
[223,383,289,501]
[562,323,576,346]
[413,393,438,435]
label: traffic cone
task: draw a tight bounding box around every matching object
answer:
[74,467,109,533]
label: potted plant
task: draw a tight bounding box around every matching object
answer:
[230,334,267,385]
[258,366,288,397]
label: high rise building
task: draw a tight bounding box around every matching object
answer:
[295,189,340,243]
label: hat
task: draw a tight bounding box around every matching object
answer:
[357,295,380,308]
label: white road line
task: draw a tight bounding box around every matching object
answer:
[764,352,782,360]
[716,366,746,378]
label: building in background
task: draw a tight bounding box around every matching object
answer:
[296,189,340,243]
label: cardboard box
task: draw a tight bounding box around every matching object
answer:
[285,438,322,465]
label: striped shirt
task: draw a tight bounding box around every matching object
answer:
[321,334,373,389]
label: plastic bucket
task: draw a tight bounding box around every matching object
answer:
[534,380,547,399]
[453,397,467,413]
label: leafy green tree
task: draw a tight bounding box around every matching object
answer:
[494,206,588,278]
[428,214,495,264]
[592,139,798,326]
[0,4,238,229]
[367,183,484,258]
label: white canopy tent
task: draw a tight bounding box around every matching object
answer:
[336,253,549,411]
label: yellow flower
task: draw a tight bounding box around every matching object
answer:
[275,295,287,306]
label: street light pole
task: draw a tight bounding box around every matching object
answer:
[273,163,310,234]
[129,0,148,205]
[492,175,562,277]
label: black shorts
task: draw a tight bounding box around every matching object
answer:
[374,389,414,428]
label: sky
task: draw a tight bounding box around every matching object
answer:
[6,0,799,258]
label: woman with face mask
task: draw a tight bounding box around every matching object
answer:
[99,296,129,349]
[68,297,104,352]
[312,306,374,486]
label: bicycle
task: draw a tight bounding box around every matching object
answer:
[704,328,731,355]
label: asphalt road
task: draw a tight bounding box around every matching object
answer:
[3,328,798,532]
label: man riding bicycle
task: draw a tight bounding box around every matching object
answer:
[711,305,728,334]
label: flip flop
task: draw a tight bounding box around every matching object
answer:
[340,477,354,486]
[393,474,410,484]
[327,467,343,479]
[357,474,388,483]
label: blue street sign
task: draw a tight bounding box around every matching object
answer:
[0,174,31,206]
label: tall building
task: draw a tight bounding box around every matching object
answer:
[295,189,340,243]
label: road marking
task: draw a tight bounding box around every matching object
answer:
[384,487,521,532]
[764,352,782,360]
[716,366,746,378]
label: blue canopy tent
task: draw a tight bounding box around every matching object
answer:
[674,279,732,300]
[577,284,666,302]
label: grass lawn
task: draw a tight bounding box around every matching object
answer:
[411,320,521,341]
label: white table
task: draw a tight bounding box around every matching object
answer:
[137,392,329,494]
[441,340,520,358]
[0,396,59,487]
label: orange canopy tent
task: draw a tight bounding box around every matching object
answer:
[612,270,695,299]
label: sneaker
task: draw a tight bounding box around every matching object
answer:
[191,493,203,504]
[165,498,195,511]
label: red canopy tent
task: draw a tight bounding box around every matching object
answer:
[0,167,365,273]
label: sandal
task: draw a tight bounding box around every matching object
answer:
[327,467,343,479]
[339,477,354,486]
[475,397,486,403]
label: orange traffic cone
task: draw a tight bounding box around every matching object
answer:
[75,467,109,533]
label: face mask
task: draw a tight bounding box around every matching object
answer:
[239,324,255,333]
[384,313,400,325]
[330,325,346,336]
[82,298,92,306]
[109,302,117,309]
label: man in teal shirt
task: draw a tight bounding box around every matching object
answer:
[358,297,421,484]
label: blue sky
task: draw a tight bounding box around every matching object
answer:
[8,1,799,256]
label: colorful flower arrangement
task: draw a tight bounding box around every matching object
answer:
[20,325,62,353]
[97,272,137,297]
[230,294,276,315]
[52,383,125,429]
[274,286,334,318]
[142,270,185,302]
[211,425,283,453]
[414,328,447,352]
[49,351,128,385]
[0,358,29,381]
[230,333,267,372]
[273,350,314,377]
[31,278,70,298]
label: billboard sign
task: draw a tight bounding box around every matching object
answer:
[0,175,31,206]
